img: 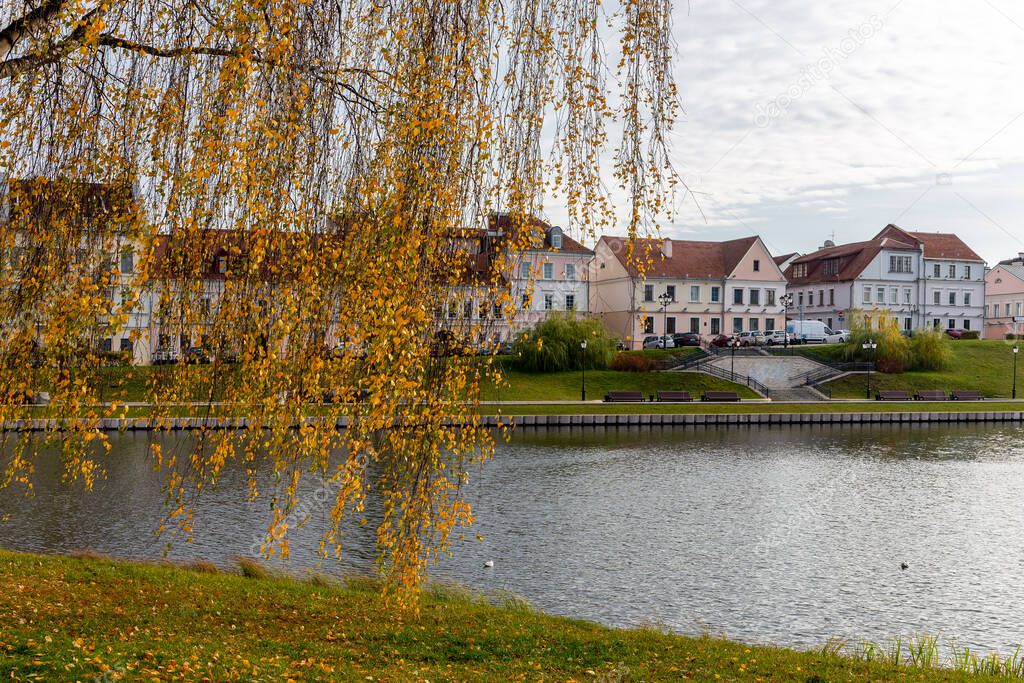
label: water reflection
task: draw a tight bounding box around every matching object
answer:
[1,424,1022,654]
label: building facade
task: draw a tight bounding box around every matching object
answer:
[784,225,986,334]
[985,255,1024,338]
[590,235,788,348]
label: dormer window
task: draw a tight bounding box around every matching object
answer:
[549,226,563,250]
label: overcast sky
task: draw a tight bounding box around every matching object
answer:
[553,0,1024,265]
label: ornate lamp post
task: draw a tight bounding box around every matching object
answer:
[658,291,673,344]
[780,293,793,349]
[580,339,588,401]
[863,339,877,399]
[1014,345,1019,400]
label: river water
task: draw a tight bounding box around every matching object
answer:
[1,424,1022,654]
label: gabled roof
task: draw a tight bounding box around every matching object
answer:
[875,224,984,262]
[488,213,593,255]
[785,234,917,285]
[990,263,1024,283]
[773,252,799,266]
[598,235,763,279]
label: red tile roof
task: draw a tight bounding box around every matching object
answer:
[598,235,761,279]
[773,252,799,266]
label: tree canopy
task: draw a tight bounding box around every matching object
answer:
[0,0,678,600]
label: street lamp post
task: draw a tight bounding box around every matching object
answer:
[658,291,673,344]
[580,339,588,402]
[780,293,793,349]
[731,339,739,376]
[863,339,877,399]
[1014,345,1019,400]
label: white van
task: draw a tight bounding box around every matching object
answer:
[786,320,844,344]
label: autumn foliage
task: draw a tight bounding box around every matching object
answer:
[0,0,678,599]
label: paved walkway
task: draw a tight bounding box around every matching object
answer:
[707,355,828,390]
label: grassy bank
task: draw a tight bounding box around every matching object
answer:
[824,340,1019,399]
[482,367,758,401]
[480,401,1024,415]
[0,549,1013,681]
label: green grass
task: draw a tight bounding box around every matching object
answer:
[824,340,1020,399]
[483,367,759,401]
[479,401,1024,415]
[0,549,1013,682]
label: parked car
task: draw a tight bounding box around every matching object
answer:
[182,346,210,364]
[832,329,851,342]
[672,332,702,347]
[642,335,675,349]
[944,328,964,339]
[152,347,177,365]
[709,334,737,348]
[736,331,766,347]
[763,330,793,346]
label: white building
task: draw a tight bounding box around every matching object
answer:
[784,225,986,334]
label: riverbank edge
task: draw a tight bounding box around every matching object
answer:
[0,548,1010,682]
[4,408,1024,430]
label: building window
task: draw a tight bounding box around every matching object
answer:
[905,318,912,331]
[643,317,654,334]
[520,262,530,279]
[644,284,654,302]
[793,263,807,278]
[120,251,134,274]
[808,291,814,307]
[824,258,841,276]
[948,319,955,329]
[690,317,700,333]
[819,290,825,307]
[711,318,721,334]
[689,285,700,302]
[565,263,576,280]
[1009,303,1015,317]
[542,262,553,279]
[948,291,956,306]
[889,255,912,273]
[750,289,760,306]
[964,319,971,330]
[666,317,676,334]
[904,288,911,304]
[217,256,228,273]
[493,303,503,319]
[565,294,575,311]
[965,265,972,279]
[766,289,776,306]
[733,288,744,305]
[666,285,676,302]
[749,318,759,331]
[933,318,940,328]
[119,338,133,353]
[829,289,835,306]
[877,287,885,304]
[710,287,720,303]
[464,301,473,318]
[933,264,941,278]
[753,259,760,272]
[522,293,530,310]
[798,292,804,306]
[934,291,941,305]
[949,264,956,278]
[827,318,833,329]
[733,317,743,333]
[1018,303,1023,316]
[964,292,971,306]
[765,318,775,332]
[863,286,871,303]
[543,294,554,310]
[550,229,562,249]
[890,287,898,305]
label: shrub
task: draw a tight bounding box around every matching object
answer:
[844,309,910,371]
[512,313,616,372]
[1007,333,1019,340]
[909,328,952,371]
[960,330,980,340]
[875,357,905,374]
[609,352,660,372]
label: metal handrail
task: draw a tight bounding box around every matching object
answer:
[702,363,771,399]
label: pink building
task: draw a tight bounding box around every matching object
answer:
[985,255,1024,338]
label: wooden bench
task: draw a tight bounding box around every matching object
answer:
[702,391,740,402]
[876,390,912,401]
[951,390,984,401]
[915,390,948,401]
[655,391,693,403]
[604,391,646,403]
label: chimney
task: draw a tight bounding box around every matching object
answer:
[661,238,673,259]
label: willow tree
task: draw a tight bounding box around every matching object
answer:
[0,0,678,597]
